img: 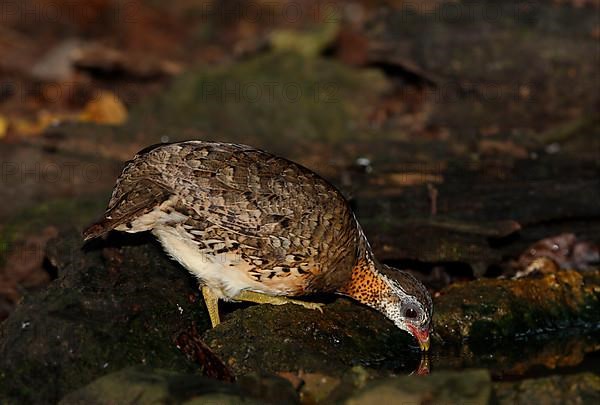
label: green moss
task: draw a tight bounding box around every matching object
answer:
[270,23,340,57]
[434,270,600,345]
[128,51,389,149]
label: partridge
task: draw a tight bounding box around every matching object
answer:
[84,141,433,350]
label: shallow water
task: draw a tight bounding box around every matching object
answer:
[423,328,600,380]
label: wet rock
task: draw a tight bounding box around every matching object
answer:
[57,367,265,405]
[515,233,600,278]
[0,144,121,224]
[494,372,600,405]
[1,229,598,404]
[434,270,600,344]
[0,230,211,404]
[338,369,491,405]
[204,298,419,376]
[0,198,110,321]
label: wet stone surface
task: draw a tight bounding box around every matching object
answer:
[0,228,598,404]
[434,270,600,344]
[0,231,209,404]
[203,298,418,376]
[58,367,298,405]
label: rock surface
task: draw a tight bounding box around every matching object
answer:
[494,372,600,405]
[1,228,598,404]
[204,298,418,376]
[339,369,491,405]
[434,270,600,344]
[0,231,210,404]
[58,367,298,405]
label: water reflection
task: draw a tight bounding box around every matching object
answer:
[429,328,600,379]
[414,354,430,375]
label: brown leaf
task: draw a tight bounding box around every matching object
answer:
[0,115,8,138]
[517,233,600,274]
[0,226,59,319]
[174,325,235,382]
[79,91,127,125]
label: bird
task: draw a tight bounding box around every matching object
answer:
[83,141,433,351]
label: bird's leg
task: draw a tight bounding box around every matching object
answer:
[201,286,221,327]
[233,290,324,312]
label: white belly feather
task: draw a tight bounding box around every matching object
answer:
[115,200,290,299]
[152,225,274,300]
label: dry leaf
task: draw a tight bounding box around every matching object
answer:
[79,91,128,125]
[0,115,8,138]
[12,111,63,137]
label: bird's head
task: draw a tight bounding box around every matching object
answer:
[376,265,433,351]
[340,258,434,351]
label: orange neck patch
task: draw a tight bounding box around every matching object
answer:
[338,258,390,310]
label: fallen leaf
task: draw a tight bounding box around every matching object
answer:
[0,226,59,320]
[516,233,600,274]
[0,115,8,138]
[174,325,235,382]
[79,91,128,125]
[12,111,64,137]
[299,372,341,403]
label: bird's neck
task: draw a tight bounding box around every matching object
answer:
[337,230,390,310]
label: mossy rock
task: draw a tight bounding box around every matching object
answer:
[0,231,210,404]
[127,50,390,150]
[204,298,419,377]
[433,270,600,345]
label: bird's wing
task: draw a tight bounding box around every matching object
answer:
[155,142,358,288]
[165,143,334,243]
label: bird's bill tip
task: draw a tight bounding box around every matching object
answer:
[418,334,430,352]
[408,325,430,352]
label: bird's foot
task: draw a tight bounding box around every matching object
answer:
[201,286,221,327]
[233,290,324,313]
[293,300,325,312]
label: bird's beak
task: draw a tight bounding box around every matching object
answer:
[408,325,430,352]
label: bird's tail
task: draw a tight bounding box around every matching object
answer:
[82,218,114,241]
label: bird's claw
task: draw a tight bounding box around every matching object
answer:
[296,301,324,313]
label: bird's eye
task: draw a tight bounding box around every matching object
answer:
[404,307,418,319]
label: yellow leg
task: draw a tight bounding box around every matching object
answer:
[233,290,324,312]
[201,286,221,327]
